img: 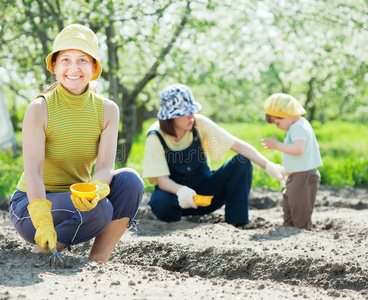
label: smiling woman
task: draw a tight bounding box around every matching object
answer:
[8,24,144,264]
[52,50,96,95]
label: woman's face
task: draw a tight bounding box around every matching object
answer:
[53,49,96,95]
[173,114,195,132]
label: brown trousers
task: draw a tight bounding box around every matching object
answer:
[282,169,321,230]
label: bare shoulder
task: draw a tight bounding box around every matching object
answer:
[102,98,119,128]
[23,97,48,130]
[25,97,48,118]
[103,98,119,114]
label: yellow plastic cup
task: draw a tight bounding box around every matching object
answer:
[193,194,214,207]
[70,183,98,201]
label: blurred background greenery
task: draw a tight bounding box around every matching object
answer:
[1,0,367,199]
[127,119,368,192]
[2,119,367,199]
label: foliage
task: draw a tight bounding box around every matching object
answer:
[0,151,23,200]
[1,1,368,127]
[127,119,368,192]
[1,120,367,199]
[1,0,368,173]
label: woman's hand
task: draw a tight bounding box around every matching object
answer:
[27,199,57,250]
[265,161,287,187]
[70,179,110,211]
[70,194,100,211]
[176,186,198,209]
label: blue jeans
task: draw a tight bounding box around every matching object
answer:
[149,155,253,224]
[9,168,144,248]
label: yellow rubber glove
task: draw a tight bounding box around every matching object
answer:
[70,179,110,211]
[27,199,57,251]
[89,179,110,199]
[70,194,97,211]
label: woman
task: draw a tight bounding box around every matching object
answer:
[142,84,284,226]
[9,24,144,262]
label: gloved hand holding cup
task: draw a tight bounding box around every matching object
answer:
[70,179,110,211]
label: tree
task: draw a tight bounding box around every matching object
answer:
[0,0,197,164]
[99,1,193,164]
[1,0,368,163]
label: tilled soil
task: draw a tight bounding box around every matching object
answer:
[0,186,367,299]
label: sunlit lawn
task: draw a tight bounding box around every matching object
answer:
[1,120,367,199]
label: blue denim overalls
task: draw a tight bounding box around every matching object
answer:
[148,128,253,224]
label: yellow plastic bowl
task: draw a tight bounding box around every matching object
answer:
[70,183,98,201]
[193,194,214,207]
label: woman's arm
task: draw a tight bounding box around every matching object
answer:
[157,175,183,194]
[22,98,48,202]
[231,138,270,169]
[231,138,285,183]
[92,99,119,185]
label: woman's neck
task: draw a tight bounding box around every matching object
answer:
[172,129,186,142]
[56,82,91,107]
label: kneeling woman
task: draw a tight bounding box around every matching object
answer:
[143,84,284,226]
[9,24,144,263]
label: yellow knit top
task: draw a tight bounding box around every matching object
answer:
[17,83,104,192]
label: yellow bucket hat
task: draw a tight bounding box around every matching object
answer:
[46,24,102,81]
[264,93,306,118]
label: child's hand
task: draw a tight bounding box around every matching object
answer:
[261,135,279,150]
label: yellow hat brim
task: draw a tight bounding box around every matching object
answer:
[46,49,102,81]
[45,24,102,81]
[265,109,304,118]
[264,93,306,118]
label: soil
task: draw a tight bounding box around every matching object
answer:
[0,185,367,299]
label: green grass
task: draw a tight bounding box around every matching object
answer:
[0,150,23,200]
[1,119,367,199]
[127,119,368,192]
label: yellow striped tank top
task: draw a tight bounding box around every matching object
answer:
[17,83,104,192]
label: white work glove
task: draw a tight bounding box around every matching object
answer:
[265,161,286,187]
[176,186,198,209]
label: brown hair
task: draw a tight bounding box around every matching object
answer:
[265,114,283,124]
[159,117,196,138]
[40,52,60,94]
[159,119,176,137]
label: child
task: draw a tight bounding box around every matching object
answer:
[261,93,322,230]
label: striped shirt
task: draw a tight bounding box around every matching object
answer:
[17,83,104,192]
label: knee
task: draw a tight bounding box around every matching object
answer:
[92,200,114,229]
[235,154,253,170]
[117,168,144,188]
[151,205,182,223]
[229,154,253,181]
[149,192,181,223]
[111,168,145,198]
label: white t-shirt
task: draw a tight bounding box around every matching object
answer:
[283,117,323,173]
[142,114,236,184]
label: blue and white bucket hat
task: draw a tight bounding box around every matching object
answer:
[157,84,202,120]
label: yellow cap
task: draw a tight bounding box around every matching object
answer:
[46,24,102,81]
[264,93,306,118]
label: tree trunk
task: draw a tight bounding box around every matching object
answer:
[117,3,191,164]
[135,105,147,133]
[105,8,120,105]
[119,94,136,165]
[305,77,315,121]
[10,98,18,132]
